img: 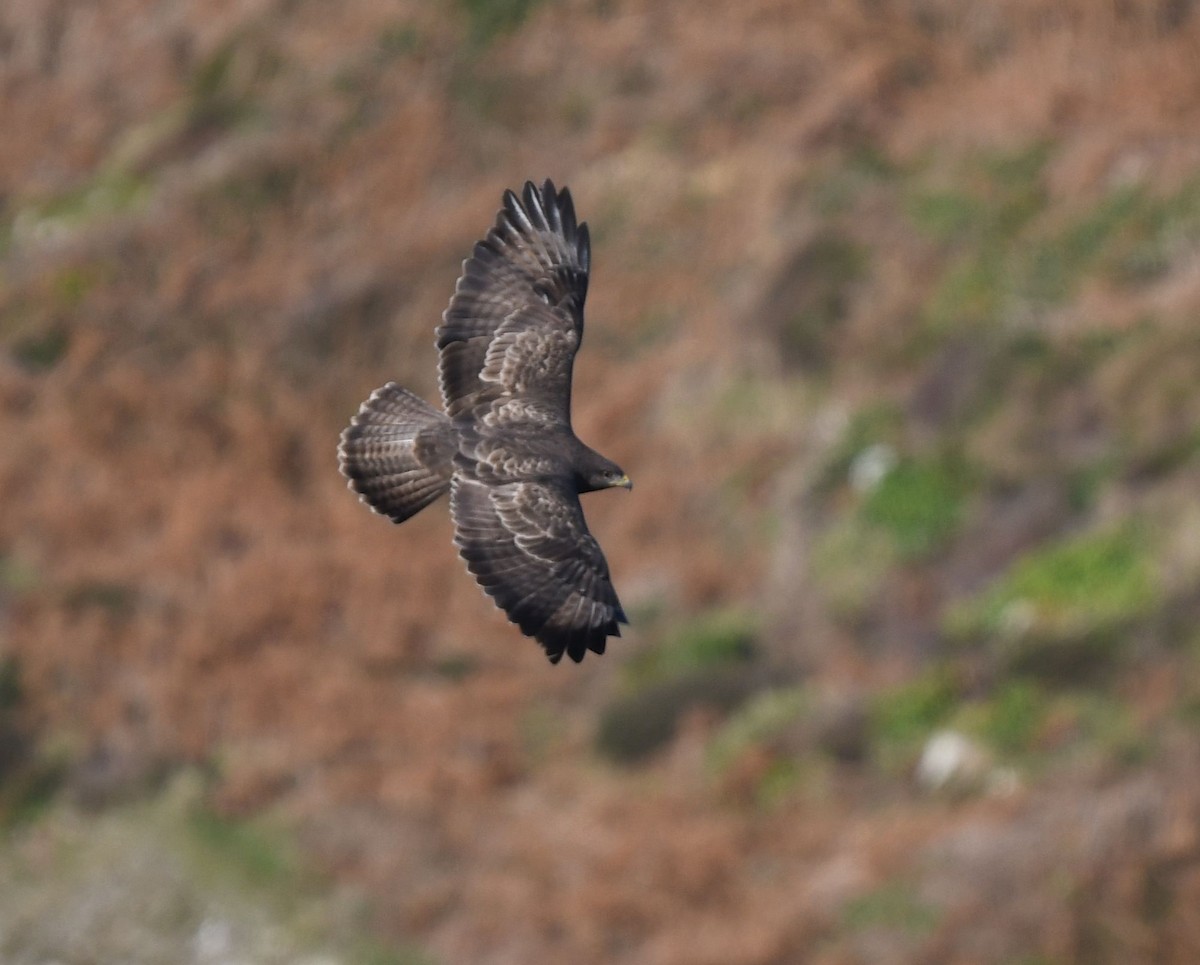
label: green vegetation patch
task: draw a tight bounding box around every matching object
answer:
[34,171,148,228]
[458,0,545,46]
[707,686,810,774]
[1017,186,1144,305]
[0,657,68,828]
[62,580,139,615]
[951,524,1158,637]
[1094,325,1200,477]
[812,419,977,617]
[1101,176,1200,287]
[431,652,479,682]
[597,608,765,764]
[218,162,301,211]
[811,517,898,623]
[0,774,436,964]
[912,145,1049,334]
[595,666,763,765]
[841,879,940,936]
[1056,691,1149,766]
[909,146,1200,345]
[624,607,759,686]
[0,556,38,596]
[0,658,21,714]
[946,524,1160,679]
[705,687,850,807]
[860,454,974,559]
[377,22,423,61]
[906,189,984,243]
[809,145,900,216]
[768,231,869,372]
[0,735,68,829]
[52,265,102,308]
[814,404,905,493]
[185,807,299,893]
[7,170,149,252]
[951,679,1050,757]
[870,666,960,753]
[187,32,279,132]
[956,687,1148,768]
[10,326,70,372]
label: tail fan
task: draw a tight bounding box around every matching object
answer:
[338,383,456,524]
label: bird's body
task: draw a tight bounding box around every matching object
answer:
[338,180,630,663]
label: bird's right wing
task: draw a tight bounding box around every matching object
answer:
[436,179,590,428]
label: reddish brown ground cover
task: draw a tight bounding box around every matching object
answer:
[4,2,1200,961]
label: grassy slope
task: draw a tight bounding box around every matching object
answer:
[3,0,1200,961]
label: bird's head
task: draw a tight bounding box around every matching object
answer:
[577,450,633,494]
[593,466,633,492]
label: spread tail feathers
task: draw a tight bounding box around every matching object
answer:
[338,383,456,523]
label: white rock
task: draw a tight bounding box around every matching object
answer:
[849,443,897,493]
[917,729,990,791]
[192,917,234,962]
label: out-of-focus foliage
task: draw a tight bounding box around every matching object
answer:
[5,1,1200,962]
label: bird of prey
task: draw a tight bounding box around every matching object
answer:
[338,180,631,664]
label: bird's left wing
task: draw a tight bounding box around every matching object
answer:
[449,474,626,663]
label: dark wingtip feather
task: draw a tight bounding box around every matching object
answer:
[536,619,614,665]
[490,179,590,273]
[522,180,545,225]
[577,222,591,273]
[556,188,575,237]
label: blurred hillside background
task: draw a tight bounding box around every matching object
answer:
[4,0,1200,962]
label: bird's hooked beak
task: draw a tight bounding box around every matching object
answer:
[613,474,633,491]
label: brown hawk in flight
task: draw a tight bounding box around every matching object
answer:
[338,180,630,663]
